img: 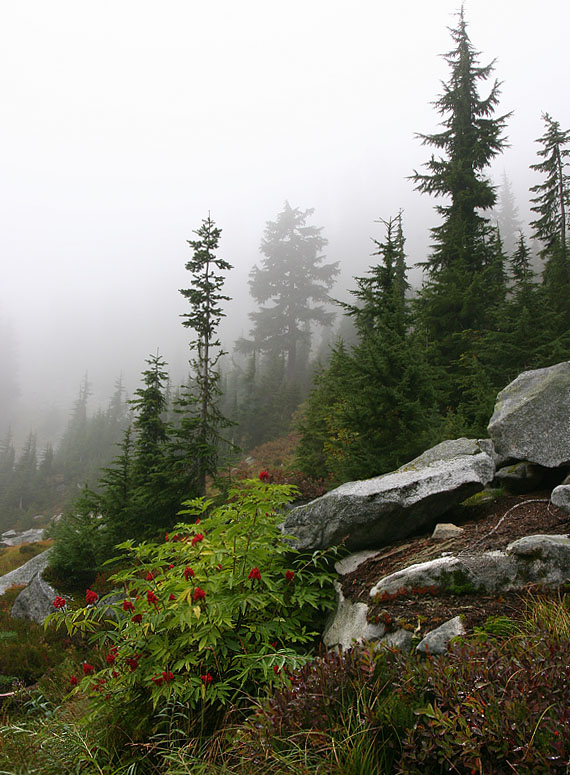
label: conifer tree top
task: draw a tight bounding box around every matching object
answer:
[411,6,511,273]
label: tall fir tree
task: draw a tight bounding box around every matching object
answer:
[176,214,234,495]
[237,202,339,385]
[411,7,510,410]
[529,112,570,335]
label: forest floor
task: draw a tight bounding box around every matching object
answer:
[340,490,570,636]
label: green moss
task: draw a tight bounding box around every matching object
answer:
[461,487,503,507]
[441,569,478,595]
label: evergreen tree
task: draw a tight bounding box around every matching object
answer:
[0,311,19,436]
[54,374,91,484]
[95,425,135,554]
[176,214,234,495]
[0,430,15,529]
[494,172,522,256]
[411,7,510,407]
[295,340,354,480]
[130,354,169,484]
[510,231,533,285]
[36,443,55,506]
[298,215,436,482]
[123,353,176,536]
[473,233,559,416]
[529,113,570,332]
[237,202,339,384]
[530,113,570,252]
[50,361,172,577]
[10,432,38,514]
[235,353,301,450]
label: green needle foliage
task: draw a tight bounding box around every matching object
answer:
[411,7,511,409]
[297,215,436,482]
[177,214,235,496]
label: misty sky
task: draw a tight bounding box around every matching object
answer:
[1,0,569,440]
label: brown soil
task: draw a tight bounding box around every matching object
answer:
[339,491,570,637]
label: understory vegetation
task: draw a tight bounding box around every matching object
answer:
[1,575,569,773]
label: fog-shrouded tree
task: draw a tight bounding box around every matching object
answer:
[176,214,234,496]
[529,113,570,332]
[0,311,19,435]
[494,172,523,257]
[50,357,172,579]
[530,113,570,252]
[0,429,16,530]
[411,7,510,409]
[237,202,339,385]
[54,374,91,485]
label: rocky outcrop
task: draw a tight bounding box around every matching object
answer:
[10,569,59,624]
[283,439,495,552]
[0,548,52,596]
[488,361,570,468]
[0,528,45,547]
[324,533,570,653]
[369,534,570,600]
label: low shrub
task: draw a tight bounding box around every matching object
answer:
[47,480,337,745]
[398,614,570,773]
[182,645,416,775]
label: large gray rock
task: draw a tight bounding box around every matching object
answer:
[10,570,59,624]
[369,534,570,600]
[488,361,570,468]
[282,439,495,552]
[323,581,416,652]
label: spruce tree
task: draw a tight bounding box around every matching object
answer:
[176,214,234,495]
[295,340,355,481]
[411,7,510,407]
[55,374,91,484]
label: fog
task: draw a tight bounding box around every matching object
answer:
[1,0,568,445]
